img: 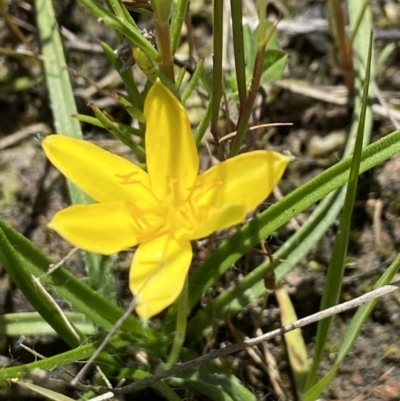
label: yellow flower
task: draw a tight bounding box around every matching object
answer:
[43,80,289,318]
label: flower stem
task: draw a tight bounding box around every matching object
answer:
[230,0,246,111]
[210,0,223,145]
[151,0,175,82]
[167,277,188,366]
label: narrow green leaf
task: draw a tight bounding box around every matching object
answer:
[36,0,116,301]
[171,367,257,401]
[0,227,81,348]
[305,31,374,393]
[170,0,189,55]
[77,0,158,61]
[303,254,400,401]
[100,40,144,110]
[0,312,96,336]
[90,104,146,160]
[12,380,76,401]
[181,59,205,104]
[0,335,129,381]
[119,367,184,401]
[276,287,309,393]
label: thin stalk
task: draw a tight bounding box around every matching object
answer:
[210,0,223,145]
[151,0,175,81]
[230,0,246,110]
[167,278,188,366]
[328,0,354,98]
[229,10,274,157]
[194,93,213,146]
[154,18,175,82]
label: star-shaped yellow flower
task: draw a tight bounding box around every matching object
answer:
[43,80,289,318]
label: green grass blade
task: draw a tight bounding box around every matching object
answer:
[0,335,129,380]
[12,381,76,401]
[172,366,257,401]
[303,253,400,401]
[305,32,374,390]
[100,40,143,109]
[181,59,205,104]
[230,0,246,108]
[0,312,95,336]
[36,0,116,301]
[0,227,82,347]
[77,0,158,60]
[276,286,309,393]
[170,0,189,55]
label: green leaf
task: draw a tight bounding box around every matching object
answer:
[0,312,95,336]
[12,381,76,401]
[170,0,189,54]
[90,104,146,160]
[0,227,82,347]
[171,366,257,401]
[261,48,287,83]
[36,0,116,301]
[276,287,309,393]
[303,254,400,401]
[100,40,143,110]
[304,23,375,396]
[0,335,129,381]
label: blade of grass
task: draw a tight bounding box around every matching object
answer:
[170,0,189,55]
[210,0,223,146]
[181,59,205,103]
[304,23,374,398]
[276,286,309,394]
[0,335,130,380]
[36,0,116,301]
[77,0,158,61]
[0,312,95,336]
[303,253,400,401]
[0,227,82,347]
[12,381,76,401]
[230,0,246,110]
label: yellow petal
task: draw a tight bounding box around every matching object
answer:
[48,202,163,255]
[144,80,199,204]
[43,135,158,207]
[188,203,246,239]
[130,234,192,318]
[189,151,289,235]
